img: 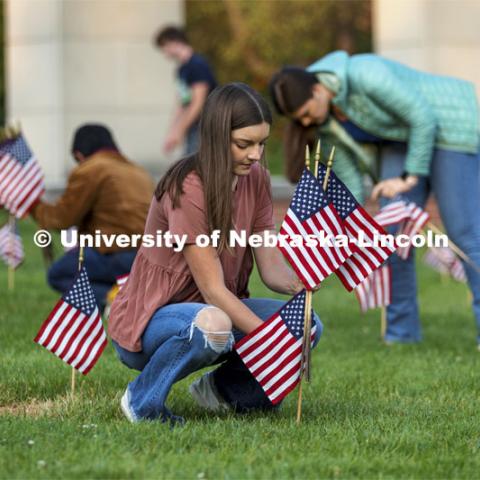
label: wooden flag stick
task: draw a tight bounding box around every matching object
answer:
[71,246,85,396]
[71,363,76,395]
[297,287,313,423]
[303,290,313,381]
[314,140,320,178]
[297,142,335,424]
[7,214,15,291]
[297,144,313,424]
[381,306,387,340]
[296,380,304,423]
[305,144,311,171]
[322,147,335,191]
[303,141,324,380]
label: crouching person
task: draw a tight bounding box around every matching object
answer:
[30,124,154,311]
[108,83,322,426]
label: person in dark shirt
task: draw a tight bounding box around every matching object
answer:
[154,26,217,155]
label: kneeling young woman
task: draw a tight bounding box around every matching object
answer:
[108,83,322,425]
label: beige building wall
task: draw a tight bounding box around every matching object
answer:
[5,0,183,189]
[374,0,480,97]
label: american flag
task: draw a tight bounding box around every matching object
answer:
[235,290,316,405]
[317,164,395,291]
[423,246,466,283]
[374,199,412,227]
[0,222,24,269]
[0,135,45,218]
[34,267,107,375]
[395,203,429,260]
[354,265,392,312]
[116,274,129,289]
[278,168,353,289]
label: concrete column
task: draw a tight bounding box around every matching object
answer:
[6,0,183,189]
[5,0,65,186]
[374,0,480,96]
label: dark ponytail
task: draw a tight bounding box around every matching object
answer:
[284,122,317,183]
[269,67,319,183]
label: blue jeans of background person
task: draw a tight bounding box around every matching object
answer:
[47,247,137,310]
[112,297,323,422]
[380,145,480,343]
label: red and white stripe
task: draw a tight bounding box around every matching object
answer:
[279,204,353,289]
[423,247,449,275]
[396,204,429,259]
[354,265,391,312]
[336,206,395,291]
[0,154,44,218]
[450,258,467,283]
[374,200,412,227]
[34,300,107,375]
[423,246,466,283]
[0,224,24,269]
[235,316,317,405]
[116,274,129,289]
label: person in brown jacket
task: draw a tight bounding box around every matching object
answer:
[31,124,154,310]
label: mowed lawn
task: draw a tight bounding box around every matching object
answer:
[1,216,479,479]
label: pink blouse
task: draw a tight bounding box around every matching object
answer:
[108,163,275,351]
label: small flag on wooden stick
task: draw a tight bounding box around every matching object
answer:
[0,134,45,218]
[235,290,316,405]
[0,221,24,269]
[354,265,392,313]
[34,267,107,375]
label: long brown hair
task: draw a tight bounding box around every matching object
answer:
[269,67,319,183]
[155,83,272,254]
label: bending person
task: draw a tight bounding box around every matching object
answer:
[269,51,480,346]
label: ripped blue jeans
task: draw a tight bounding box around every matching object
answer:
[112,297,323,421]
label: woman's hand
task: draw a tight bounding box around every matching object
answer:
[371,175,418,200]
[286,275,304,296]
[254,236,321,295]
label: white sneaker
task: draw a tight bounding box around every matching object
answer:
[120,388,137,423]
[189,372,230,412]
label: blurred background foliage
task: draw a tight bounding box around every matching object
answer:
[186,0,372,175]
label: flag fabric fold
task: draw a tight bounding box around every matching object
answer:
[373,199,412,227]
[34,266,107,375]
[235,290,316,405]
[0,222,24,269]
[278,168,353,289]
[0,135,45,218]
[423,246,466,283]
[354,265,392,313]
[395,204,429,260]
[374,197,429,260]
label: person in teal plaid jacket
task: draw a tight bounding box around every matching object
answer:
[269,51,480,346]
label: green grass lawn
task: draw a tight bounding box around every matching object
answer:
[1,217,479,479]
